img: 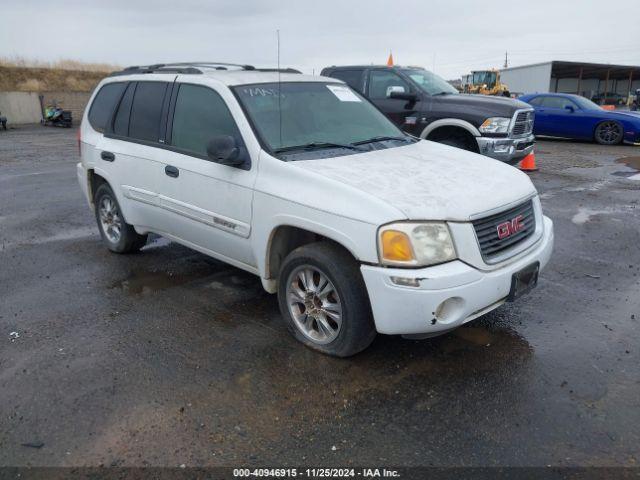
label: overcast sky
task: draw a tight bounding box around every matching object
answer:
[2,0,639,79]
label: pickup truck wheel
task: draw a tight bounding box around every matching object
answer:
[437,134,476,151]
[278,242,376,357]
[94,183,147,253]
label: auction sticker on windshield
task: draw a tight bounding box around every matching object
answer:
[326,85,361,102]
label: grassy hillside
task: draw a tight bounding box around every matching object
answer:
[0,58,118,92]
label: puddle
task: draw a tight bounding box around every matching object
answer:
[615,156,640,171]
[452,326,496,346]
[613,156,640,181]
[111,268,214,295]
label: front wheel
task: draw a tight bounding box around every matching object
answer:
[94,183,147,253]
[437,134,476,152]
[277,242,376,357]
[594,121,623,145]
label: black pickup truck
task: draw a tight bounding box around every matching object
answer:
[321,65,534,164]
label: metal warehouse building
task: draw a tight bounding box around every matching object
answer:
[500,61,640,99]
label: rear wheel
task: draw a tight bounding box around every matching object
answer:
[594,121,623,145]
[277,242,376,357]
[94,183,147,253]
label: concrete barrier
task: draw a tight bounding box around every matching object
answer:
[0,92,43,124]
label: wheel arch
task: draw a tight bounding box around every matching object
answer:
[420,118,481,139]
[261,223,361,293]
[86,168,110,208]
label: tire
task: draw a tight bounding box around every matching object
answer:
[94,183,147,253]
[437,134,476,152]
[277,242,376,357]
[594,121,623,145]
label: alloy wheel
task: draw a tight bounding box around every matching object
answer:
[286,265,342,345]
[98,195,123,243]
[596,121,622,144]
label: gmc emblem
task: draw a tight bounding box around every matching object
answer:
[497,215,525,239]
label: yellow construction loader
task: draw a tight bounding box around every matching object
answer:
[463,70,511,97]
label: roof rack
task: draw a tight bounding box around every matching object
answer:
[254,68,302,74]
[109,62,257,77]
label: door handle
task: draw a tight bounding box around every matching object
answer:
[100,151,115,162]
[164,165,179,178]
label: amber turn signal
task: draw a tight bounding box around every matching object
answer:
[381,230,415,262]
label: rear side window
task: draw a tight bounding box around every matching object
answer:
[170,84,242,157]
[328,70,365,93]
[113,82,136,136]
[128,82,169,142]
[88,82,126,132]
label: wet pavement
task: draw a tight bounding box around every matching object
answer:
[1,126,639,467]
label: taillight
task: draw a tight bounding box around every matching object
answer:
[77,127,81,156]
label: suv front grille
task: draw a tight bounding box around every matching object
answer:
[511,110,534,137]
[472,200,535,260]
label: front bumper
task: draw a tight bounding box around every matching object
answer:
[361,216,554,336]
[476,134,535,164]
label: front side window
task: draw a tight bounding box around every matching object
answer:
[234,82,409,159]
[128,82,169,142]
[170,84,242,157]
[88,82,126,132]
[368,70,412,99]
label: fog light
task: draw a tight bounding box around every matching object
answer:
[433,297,465,324]
[390,276,421,287]
[493,143,511,154]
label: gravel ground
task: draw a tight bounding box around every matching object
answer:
[0,126,639,468]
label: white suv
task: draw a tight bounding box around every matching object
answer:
[77,62,554,357]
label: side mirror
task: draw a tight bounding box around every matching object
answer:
[386,85,405,97]
[564,105,575,113]
[206,135,245,167]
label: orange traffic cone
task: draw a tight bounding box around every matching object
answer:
[387,52,394,67]
[519,152,538,172]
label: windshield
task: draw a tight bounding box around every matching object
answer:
[234,82,407,158]
[401,68,458,95]
[472,71,497,87]
[571,95,601,110]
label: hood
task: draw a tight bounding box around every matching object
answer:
[605,110,640,121]
[291,140,537,221]
[438,93,530,117]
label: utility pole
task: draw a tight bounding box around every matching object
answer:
[503,51,509,68]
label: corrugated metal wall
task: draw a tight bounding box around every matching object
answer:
[499,63,553,95]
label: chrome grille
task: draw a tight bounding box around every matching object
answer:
[511,110,534,137]
[472,200,535,260]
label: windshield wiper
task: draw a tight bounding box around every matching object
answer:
[274,142,365,154]
[432,91,452,96]
[351,135,413,146]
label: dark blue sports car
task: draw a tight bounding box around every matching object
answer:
[519,93,640,145]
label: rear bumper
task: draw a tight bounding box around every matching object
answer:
[361,216,554,335]
[76,162,92,208]
[476,134,534,164]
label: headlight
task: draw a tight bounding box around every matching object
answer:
[479,117,511,134]
[378,222,456,267]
